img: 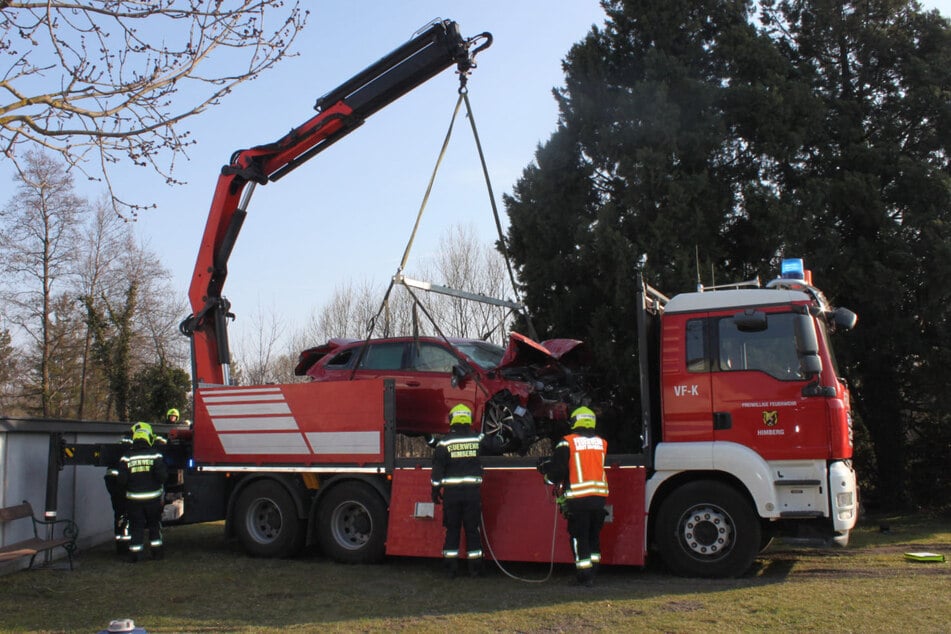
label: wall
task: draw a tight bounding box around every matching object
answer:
[0,420,131,574]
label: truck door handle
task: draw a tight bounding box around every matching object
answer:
[406,381,420,387]
[713,412,732,430]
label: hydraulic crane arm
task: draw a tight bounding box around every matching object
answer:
[180,20,491,388]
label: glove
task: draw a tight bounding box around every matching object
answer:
[431,486,442,505]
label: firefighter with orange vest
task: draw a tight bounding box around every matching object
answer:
[538,406,609,587]
[431,403,485,578]
[117,422,168,563]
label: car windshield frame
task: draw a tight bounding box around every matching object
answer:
[453,341,505,370]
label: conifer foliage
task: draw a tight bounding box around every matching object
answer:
[505,0,950,509]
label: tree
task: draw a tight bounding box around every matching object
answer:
[0,1,307,215]
[759,0,951,509]
[506,0,789,449]
[504,0,950,507]
[83,281,138,420]
[0,325,24,414]
[128,363,191,424]
[0,149,86,415]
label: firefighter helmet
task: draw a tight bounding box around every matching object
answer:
[570,406,596,429]
[448,403,473,426]
[131,422,154,445]
[166,408,180,420]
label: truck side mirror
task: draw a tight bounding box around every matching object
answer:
[451,364,470,388]
[733,309,767,332]
[794,314,819,355]
[833,307,858,332]
[800,353,822,377]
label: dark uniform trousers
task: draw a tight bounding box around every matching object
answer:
[442,485,482,556]
[565,495,607,580]
[127,497,164,558]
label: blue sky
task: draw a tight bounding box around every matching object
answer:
[3,1,948,351]
[139,2,610,345]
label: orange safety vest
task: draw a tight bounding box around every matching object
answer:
[563,433,609,499]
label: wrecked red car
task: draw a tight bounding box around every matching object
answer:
[294,333,590,453]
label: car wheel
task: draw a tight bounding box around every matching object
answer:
[655,481,760,578]
[234,480,305,558]
[316,481,387,564]
[482,393,534,454]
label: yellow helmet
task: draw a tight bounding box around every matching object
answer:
[131,422,154,445]
[448,403,473,426]
[570,406,596,429]
[166,408,180,419]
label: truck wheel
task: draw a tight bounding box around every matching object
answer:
[656,481,760,578]
[234,480,305,558]
[317,481,387,564]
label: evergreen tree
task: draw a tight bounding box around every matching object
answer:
[506,0,794,449]
[505,0,950,508]
[128,363,191,425]
[761,0,951,508]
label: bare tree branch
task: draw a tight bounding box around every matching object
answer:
[0,1,308,216]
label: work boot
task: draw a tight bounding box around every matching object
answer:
[575,569,594,587]
[443,558,458,580]
[151,546,164,561]
[126,551,139,564]
[468,558,483,578]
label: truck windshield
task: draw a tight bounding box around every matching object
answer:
[718,312,804,381]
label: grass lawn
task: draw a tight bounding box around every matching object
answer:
[1,512,948,633]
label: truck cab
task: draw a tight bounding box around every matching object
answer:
[639,259,859,577]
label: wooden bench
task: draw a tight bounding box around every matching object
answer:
[0,501,78,571]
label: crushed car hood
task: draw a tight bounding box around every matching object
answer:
[498,332,587,369]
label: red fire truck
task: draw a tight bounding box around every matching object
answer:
[161,20,860,578]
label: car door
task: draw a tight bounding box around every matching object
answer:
[350,342,419,431]
[405,341,477,433]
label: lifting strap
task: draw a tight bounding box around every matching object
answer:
[391,84,537,340]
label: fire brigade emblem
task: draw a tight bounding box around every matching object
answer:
[763,410,779,427]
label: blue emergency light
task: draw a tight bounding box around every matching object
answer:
[781,258,805,280]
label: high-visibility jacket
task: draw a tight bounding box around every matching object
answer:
[557,432,609,499]
[117,440,168,502]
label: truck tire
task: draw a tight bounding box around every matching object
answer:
[234,480,305,558]
[316,481,387,564]
[655,481,761,578]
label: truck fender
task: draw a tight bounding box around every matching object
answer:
[647,441,779,519]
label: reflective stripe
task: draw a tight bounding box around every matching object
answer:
[442,550,460,559]
[129,545,144,553]
[149,539,163,547]
[564,481,609,498]
[576,558,593,570]
[466,550,483,559]
[591,553,601,563]
[439,476,483,486]
[120,452,164,463]
[437,435,484,448]
[126,488,164,501]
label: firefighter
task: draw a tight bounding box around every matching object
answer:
[431,403,485,578]
[117,422,168,563]
[538,406,609,587]
[166,408,182,425]
[103,432,134,554]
